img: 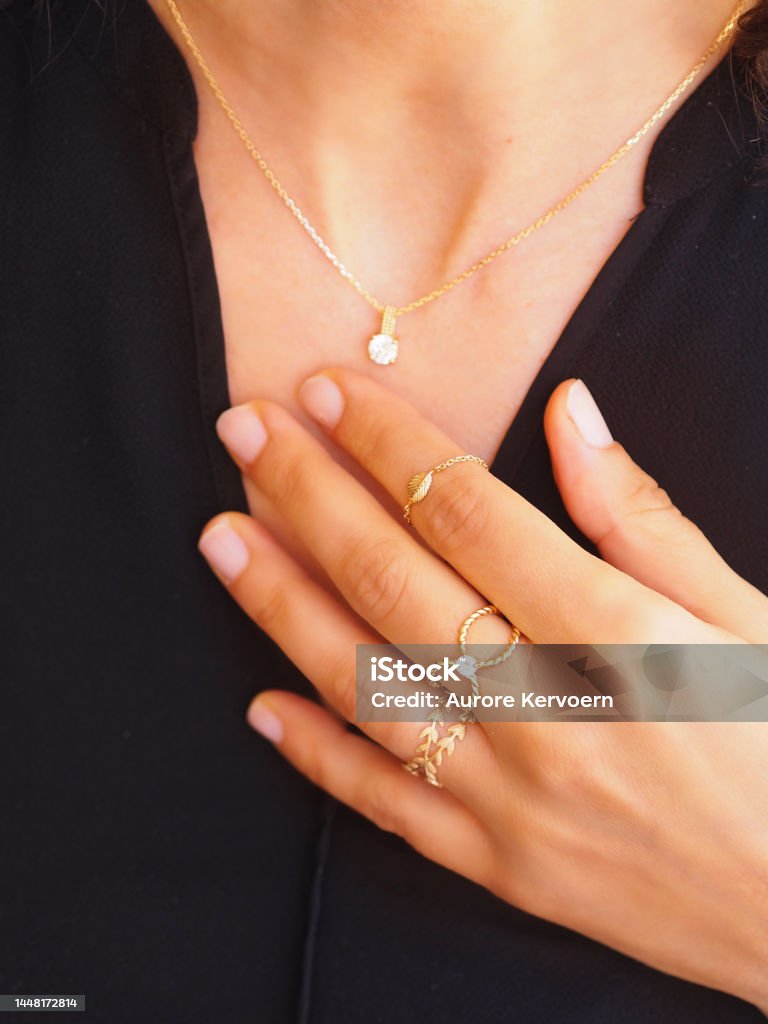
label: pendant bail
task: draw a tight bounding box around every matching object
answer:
[381,305,398,337]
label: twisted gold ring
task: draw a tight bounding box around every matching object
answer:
[454,604,521,689]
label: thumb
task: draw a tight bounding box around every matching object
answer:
[544,379,766,643]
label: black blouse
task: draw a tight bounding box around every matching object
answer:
[2,2,767,1021]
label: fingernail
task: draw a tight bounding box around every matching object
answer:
[247,700,283,743]
[198,520,250,582]
[298,375,344,429]
[566,380,613,449]
[216,405,268,464]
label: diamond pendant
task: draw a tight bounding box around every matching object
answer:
[367,306,399,366]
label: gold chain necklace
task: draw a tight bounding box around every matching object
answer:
[166,0,746,366]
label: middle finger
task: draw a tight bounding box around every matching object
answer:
[296,369,723,644]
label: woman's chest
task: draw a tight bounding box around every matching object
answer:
[196,149,647,465]
[198,202,642,569]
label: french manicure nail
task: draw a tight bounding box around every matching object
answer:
[566,379,613,449]
[198,520,250,582]
[248,701,283,743]
[216,405,268,464]
[298,375,345,429]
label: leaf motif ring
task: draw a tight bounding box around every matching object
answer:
[403,454,489,525]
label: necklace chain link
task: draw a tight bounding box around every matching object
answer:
[166,0,746,320]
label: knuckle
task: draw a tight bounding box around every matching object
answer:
[354,415,393,474]
[624,470,672,513]
[363,773,404,835]
[326,649,357,719]
[619,474,694,544]
[247,580,291,635]
[302,741,333,795]
[340,536,412,623]
[267,447,309,510]
[425,473,489,551]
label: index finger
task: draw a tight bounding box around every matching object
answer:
[298,369,722,644]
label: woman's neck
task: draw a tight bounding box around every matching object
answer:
[155,0,746,294]
[169,0,741,122]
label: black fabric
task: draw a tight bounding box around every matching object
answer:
[1,2,766,1022]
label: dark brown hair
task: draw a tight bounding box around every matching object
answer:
[736,0,768,130]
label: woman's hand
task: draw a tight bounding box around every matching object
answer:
[198,370,768,1009]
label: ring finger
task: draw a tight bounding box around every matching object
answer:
[198,511,499,793]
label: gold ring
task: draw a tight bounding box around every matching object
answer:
[403,719,467,788]
[403,454,488,524]
[402,604,519,786]
[454,604,521,683]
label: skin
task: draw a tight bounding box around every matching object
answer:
[151,0,768,1008]
[200,372,768,1007]
[151,0,751,563]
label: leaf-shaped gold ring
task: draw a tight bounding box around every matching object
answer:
[407,471,433,504]
[403,455,488,524]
